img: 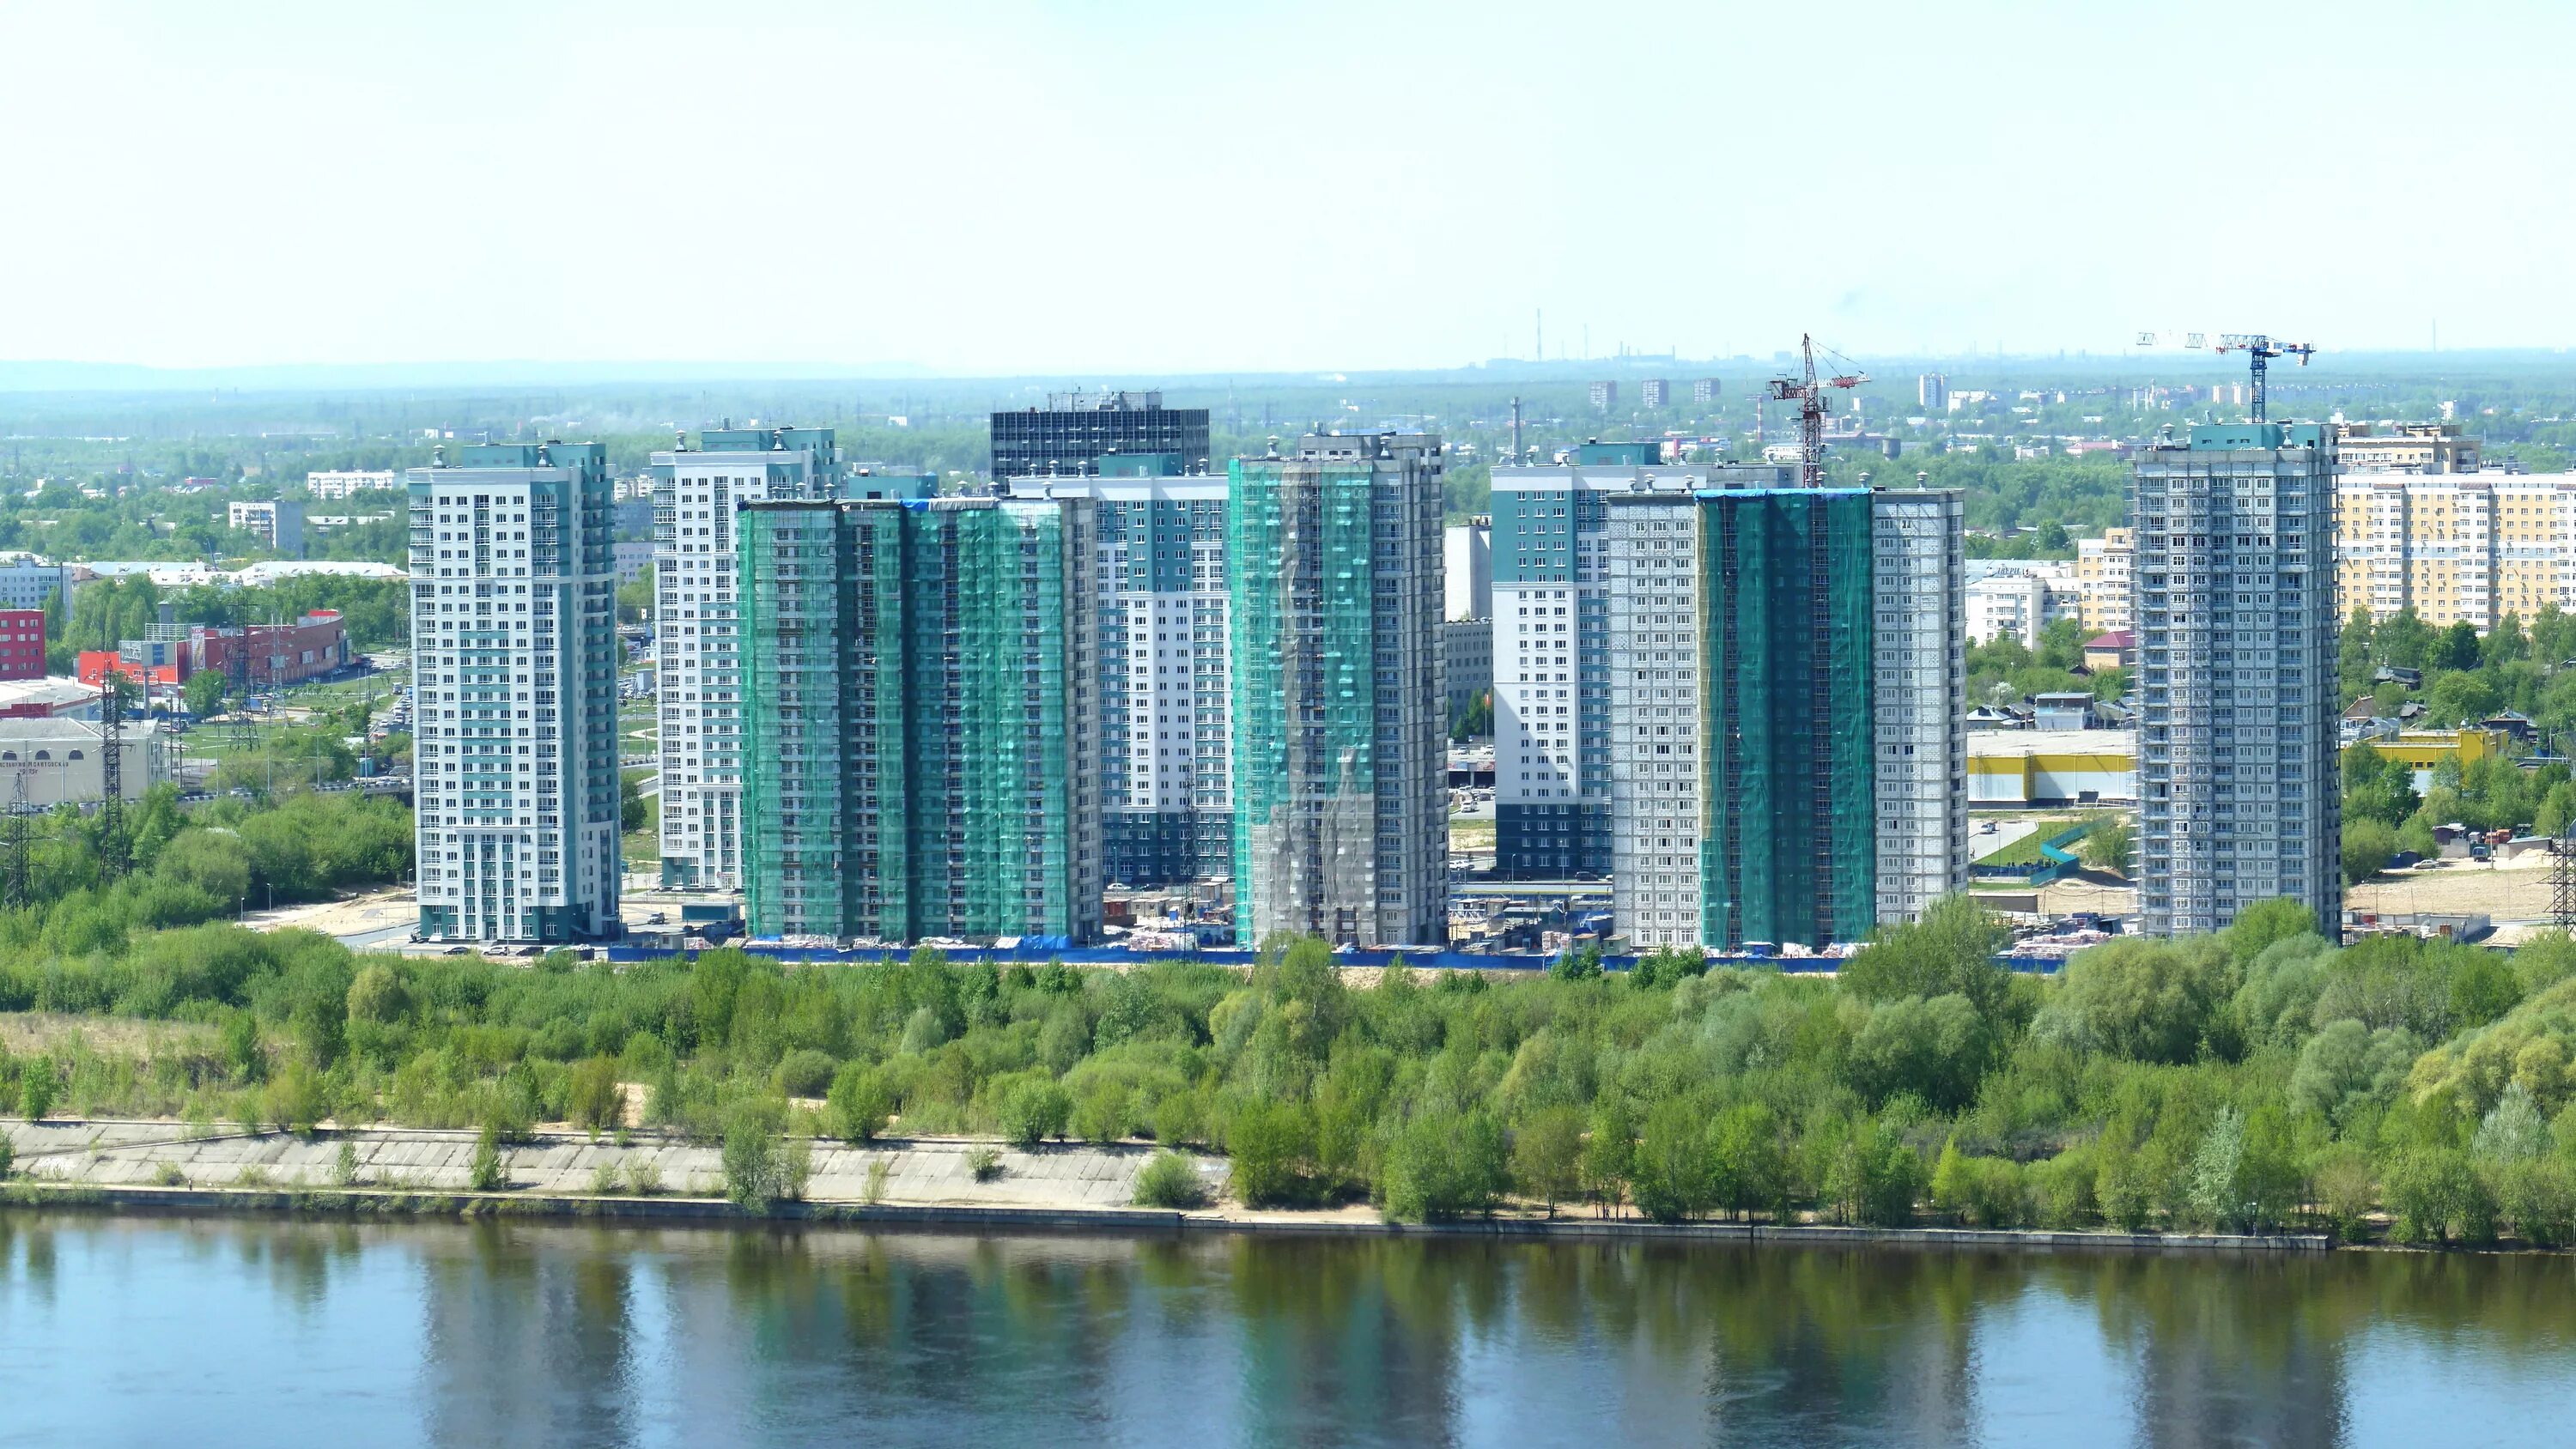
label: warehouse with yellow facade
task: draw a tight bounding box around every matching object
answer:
[1967,730,2137,807]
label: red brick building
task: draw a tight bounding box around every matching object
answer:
[0,609,45,681]
[76,609,351,693]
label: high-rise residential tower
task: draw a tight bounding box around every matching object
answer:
[2133,422,2341,936]
[1605,486,1966,949]
[1490,446,1794,877]
[1009,453,1232,888]
[1229,433,1447,947]
[990,391,1212,481]
[406,442,621,943]
[1869,489,1971,923]
[648,427,864,889]
[737,496,1103,944]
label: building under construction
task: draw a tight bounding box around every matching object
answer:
[989,391,1211,481]
[738,497,1103,945]
[1008,454,1232,889]
[1605,487,1968,950]
[1228,433,1447,948]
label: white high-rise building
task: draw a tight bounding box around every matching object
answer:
[307,470,400,500]
[647,427,899,890]
[406,442,621,943]
[1009,458,1233,888]
[1604,495,1704,948]
[2134,422,2341,937]
[1490,446,1794,877]
[1871,489,1971,924]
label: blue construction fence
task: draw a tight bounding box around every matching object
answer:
[598,941,2069,976]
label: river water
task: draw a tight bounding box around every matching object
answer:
[4,1211,2575,1447]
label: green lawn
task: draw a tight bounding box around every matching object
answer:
[1973,817,2081,867]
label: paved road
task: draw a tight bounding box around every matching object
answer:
[338,925,415,951]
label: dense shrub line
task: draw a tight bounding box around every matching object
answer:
[9,894,2576,1240]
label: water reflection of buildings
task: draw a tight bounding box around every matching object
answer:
[388,1222,2391,1445]
[2087,1256,2348,1449]
[421,1226,641,1446]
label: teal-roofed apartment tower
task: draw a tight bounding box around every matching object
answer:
[1228,433,1448,948]
[2133,422,2340,936]
[406,442,622,943]
[737,496,1103,945]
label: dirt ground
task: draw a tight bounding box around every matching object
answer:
[241,886,413,938]
[2036,876,2138,917]
[2346,854,2554,925]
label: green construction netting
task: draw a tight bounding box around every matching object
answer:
[1228,458,1382,944]
[742,500,1078,943]
[1699,490,1876,949]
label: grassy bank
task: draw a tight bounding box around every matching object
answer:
[4,897,2576,1245]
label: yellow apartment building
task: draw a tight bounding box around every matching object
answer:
[2334,473,2576,629]
[2336,421,2481,474]
[2075,527,2132,632]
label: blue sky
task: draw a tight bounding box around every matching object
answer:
[1,0,2561,373]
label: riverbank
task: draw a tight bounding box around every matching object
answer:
[1,1119,2330,1252]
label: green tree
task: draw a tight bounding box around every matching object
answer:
[1816,1115,1921,1227]
[1845,994,1991,1111]
[2081,817,2135,875]
[2342,819,2397,883]
[184,669,228,719]
[1225,1100,1313,1207]
[2227,898,2318,967]
[18,1058,58,1119]
[1707,1101,1789,1221]
[2427,671,2501,727]
[1582,1097,1635,1215]
[564,1056,625,1136]
[996,1076,1072,1147]
[1381,1109,1506,1222]
[2035,937,2233,1064]
[1510,1106,1586,1216]
[1631,1098,1715,1222]
[1549,944,1602,981]
[1132,1150,1208,1209]
[720,1103,793,1212]
[2187,1106,2299,1233]
[2537,782,2576,839]
[2338,608,2376,703]
[467,1120,506,1191]
[827,1063,894,1143]
[2436,619,2482,672]
[2377,607,2433,672]
[1838,894,2011,1020]
[262,1060,330,1135]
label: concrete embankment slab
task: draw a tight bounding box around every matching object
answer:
[0,1120,2328,1252]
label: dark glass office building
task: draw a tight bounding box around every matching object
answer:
[991,391,1212,479]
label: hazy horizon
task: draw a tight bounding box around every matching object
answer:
[7,1,2569,374]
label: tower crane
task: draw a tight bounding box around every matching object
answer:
[2132,330,2318,421]
[1766,335,1867,488]
[2214,334,2315,421]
